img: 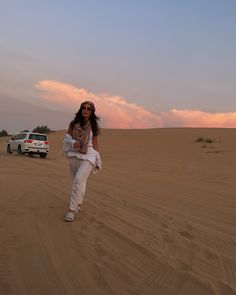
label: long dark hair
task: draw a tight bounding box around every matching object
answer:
[69,104,100,136]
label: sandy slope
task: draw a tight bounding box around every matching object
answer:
[0,128,236,295]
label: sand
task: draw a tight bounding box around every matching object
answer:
[0,128,236,295]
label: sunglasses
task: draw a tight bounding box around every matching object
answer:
[81,106,92,111]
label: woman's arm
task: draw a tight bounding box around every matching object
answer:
[67,123,79,150]
[92,136,99,151]
[63,133,76,152]
[67,124,73,136]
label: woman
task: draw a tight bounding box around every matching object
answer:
[63,101,102,222]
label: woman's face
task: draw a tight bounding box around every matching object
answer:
[81,103,92,119]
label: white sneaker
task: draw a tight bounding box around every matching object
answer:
[64,211,75,222]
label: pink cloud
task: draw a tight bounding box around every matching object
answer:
[35,80,91,107]
[162,109,236,128]
[35,80,236,128]
[35,80,163,128]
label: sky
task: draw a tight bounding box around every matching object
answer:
[0,0,236,133]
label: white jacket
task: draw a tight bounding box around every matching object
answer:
[63,133,102,173]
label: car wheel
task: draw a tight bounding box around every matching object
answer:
[7,145,12,154]
[40,154,47,158]
[17,145,22,155]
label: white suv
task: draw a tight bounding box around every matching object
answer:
[7,132,49,158]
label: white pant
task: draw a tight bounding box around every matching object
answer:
[68,157,93,211]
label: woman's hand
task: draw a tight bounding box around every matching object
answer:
[73,141,80,150]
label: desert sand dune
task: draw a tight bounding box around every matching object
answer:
[0,128,236,295]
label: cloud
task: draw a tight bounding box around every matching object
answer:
[35,80,236,128]
[35,80,163,128]
[161,109,236,128]
[35,80,90,107]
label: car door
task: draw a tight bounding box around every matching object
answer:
[11,134,18,151]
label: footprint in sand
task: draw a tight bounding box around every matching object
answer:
[4,235,22,246]
[217,281,236,295]
[176,259,192,272]
[179,230,194,239]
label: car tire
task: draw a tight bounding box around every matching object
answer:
[7,145,12,154]
[40,154,47,158]
[17,145,22,155]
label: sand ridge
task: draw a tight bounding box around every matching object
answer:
[0,128,236,295]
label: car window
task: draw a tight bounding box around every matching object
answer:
[29,134,47,141]
[19,134,26,139]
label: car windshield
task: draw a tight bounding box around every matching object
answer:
[29,134,47,141]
